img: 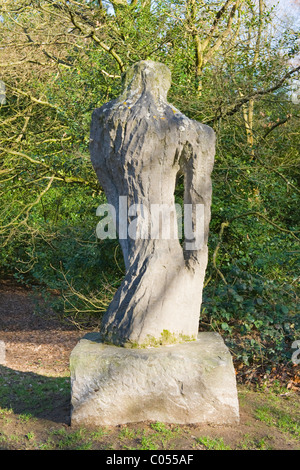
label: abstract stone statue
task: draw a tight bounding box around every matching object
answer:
[90,60,215,347]
[70,61,239,427]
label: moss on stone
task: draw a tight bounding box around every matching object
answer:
[122,330,197,349]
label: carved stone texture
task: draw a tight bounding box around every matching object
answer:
[90,60,215,347]
[70,332,240,426]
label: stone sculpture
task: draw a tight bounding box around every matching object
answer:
[70,61,239,427]
[90,60,215,348]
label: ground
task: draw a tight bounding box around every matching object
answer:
[0,279,299,451]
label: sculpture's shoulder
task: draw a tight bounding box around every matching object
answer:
[169,105,215,144]
[190,118,215,144]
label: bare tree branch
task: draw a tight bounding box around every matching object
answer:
[211,65,300,123]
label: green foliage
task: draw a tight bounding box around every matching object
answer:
[0,0,299,370]
[0,184,124,325]
[202,265,299,367]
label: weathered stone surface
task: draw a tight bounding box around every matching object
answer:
[70,332,239,427]
[0,340,6,365]
[90,60,215,347]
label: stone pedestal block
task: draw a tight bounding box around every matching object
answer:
[70,332,239,427]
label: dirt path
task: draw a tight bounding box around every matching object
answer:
[0,280,87,377]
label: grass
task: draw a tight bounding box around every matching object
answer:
[196,436,231,450]
[255,405,300,438]
[237,433,273,450]
[49,428,94,450]
[118,422,182,450]
[0,366,70,417]
[253,383,300,442]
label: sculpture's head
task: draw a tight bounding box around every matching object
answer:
[121,60,171,101]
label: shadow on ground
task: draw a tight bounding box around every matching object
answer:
[0,365,71,425]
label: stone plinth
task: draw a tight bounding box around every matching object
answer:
[70,332,239,427]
